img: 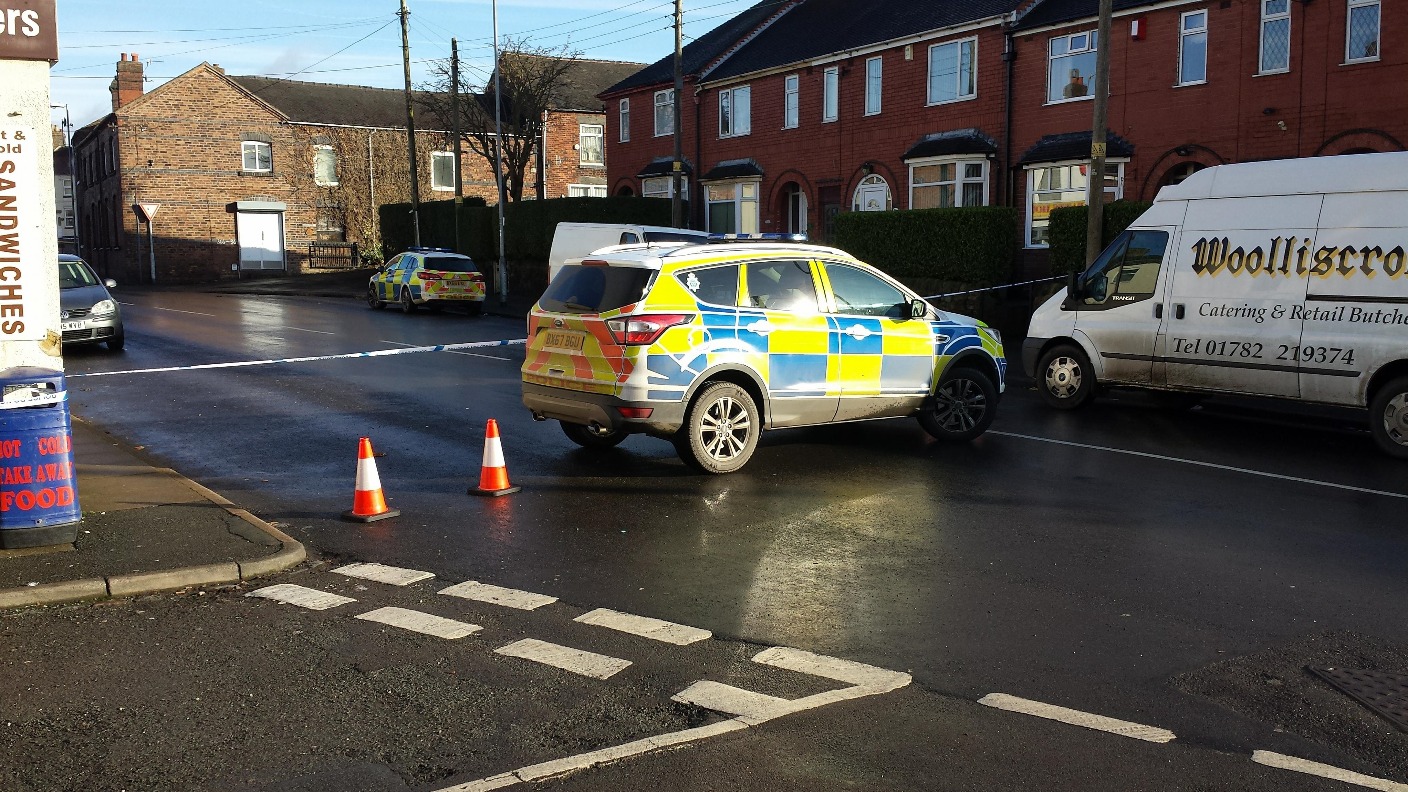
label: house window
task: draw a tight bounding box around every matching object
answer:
[568,184,607,197]
[654,89,675,137]
[1179,11,1209,84]
[852,174,892,212]
[619,99,630,142]
[1026,161,1125,247]
[928,38,977,104]
[317,204,345,242]
[865,57,882,115]
[643,176,688,200]
[1260,0,1291,73]
[784,75,799,129]
[242,141,272,172]
[1346,0,1380,62]
[719,85,751,137]
[705,181,759,234]
[1048,31,1098,103]
[579,124,604,166]
[822,66,839,122]
[431,151,456,191]
[314,145,338,186]
[910,158,988,209]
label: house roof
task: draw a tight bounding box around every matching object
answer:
[1014,0,1155,32]
[638,156,694,177]
[229,76,452,129]
[550,58,649,111]
[902,128,999,160]
[701,158,765,181]
[1018,131,1135,164]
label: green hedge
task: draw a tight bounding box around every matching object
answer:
[832,206,1017,286]
[1046,201,1153,275]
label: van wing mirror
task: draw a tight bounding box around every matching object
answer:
[1066,271,1082,299]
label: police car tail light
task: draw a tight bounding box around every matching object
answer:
[606,313,692,345]
[419,271,443,280]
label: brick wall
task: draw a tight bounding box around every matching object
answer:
[540,110,609,198]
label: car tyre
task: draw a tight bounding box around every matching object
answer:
[561,421,627,449]
[677,381,760,474]
[367,285,384,309]
[106,331,125,352]
[1037,344,1095,410]
[399,287,417,314]
[919,367,996,441]
[1369,376,1408,459]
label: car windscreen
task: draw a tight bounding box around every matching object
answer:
[58,258,99,289]
[540,264,653,314]
[423,255,479,273]
[643,231,708,244]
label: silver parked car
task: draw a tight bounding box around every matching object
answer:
[58,254,124,351]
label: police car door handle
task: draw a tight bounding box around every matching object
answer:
[845,324,872,340]
[746,319,773,336]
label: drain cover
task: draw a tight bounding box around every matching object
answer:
[1309,667,1408,733]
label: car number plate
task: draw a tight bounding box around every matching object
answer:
[543,330,586,352]
[61,321,83,331]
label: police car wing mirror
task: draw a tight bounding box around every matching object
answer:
[104,279,117,289]
[909,298,927,320]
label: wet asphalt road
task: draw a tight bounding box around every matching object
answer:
[5,289,1407,791]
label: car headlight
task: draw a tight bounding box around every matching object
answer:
[91,299,116,317]
[982,326,1002,346]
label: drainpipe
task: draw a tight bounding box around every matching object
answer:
[693,82,703,230]
[1002,23,1016,208]
[367,129,376,217]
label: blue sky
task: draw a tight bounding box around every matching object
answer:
[50,0,762,132]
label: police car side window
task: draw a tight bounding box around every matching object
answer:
[825,264,908,318]
[744,260,819,313]
[677,265,739,307]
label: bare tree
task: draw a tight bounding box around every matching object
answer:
[419,40,581,203]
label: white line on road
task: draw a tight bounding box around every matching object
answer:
[284,326,336,335]
[978,693,1177,743]
[574,608,712,645]
[245,583,356,611]
[1252,751,1408,791]
[333,562,435,586]
[672,680,789,719]
[66,337,526,378]
[753,646,911,691]
[439,580,557,611]
[991,431,1408,501]
[355,607,481,639]
[494,638,632,680]
[380,339,513,361]
[121,304,216,316]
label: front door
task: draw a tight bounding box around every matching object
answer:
[738,259,836,427]
[236,212,285,271]
[1072,228,1173,385]
[820,262,933,421]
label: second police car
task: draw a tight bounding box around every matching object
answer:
[368,247,486,315]
[521,237,1007,473]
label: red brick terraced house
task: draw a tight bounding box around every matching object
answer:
[602,0,1405,272]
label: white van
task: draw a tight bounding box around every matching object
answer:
[1023,151,1408,458]
[547,222,708,281]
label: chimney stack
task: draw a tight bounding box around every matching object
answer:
[110,53,145,112]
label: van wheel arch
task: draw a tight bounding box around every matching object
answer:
[1366,360,1408,408]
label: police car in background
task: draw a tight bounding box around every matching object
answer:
[521,235,1007,473]
[368,247,486,315]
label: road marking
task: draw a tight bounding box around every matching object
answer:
[284,326,336,335]
[753,646,910,691]
[978,693,1177,744]
[355,606,481,639]
[494,638,632,680]
[130,304,216,316]
[574,608,712,645]
[66,338,527,378]
[992,431,1408,501]
[333,562,435,586]
[439,581,557,611]
[380,339,513,361]
[673,680,789,719]
[1252,751,1408,791]
[246,583,356,611]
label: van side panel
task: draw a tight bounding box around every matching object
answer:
[1298,191,1408,406]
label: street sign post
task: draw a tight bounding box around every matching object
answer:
[134,203,159,283]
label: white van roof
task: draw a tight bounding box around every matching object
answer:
[1157,151,1408,201]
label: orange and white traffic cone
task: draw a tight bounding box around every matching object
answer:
[469,419,521,497]
[342,437,401,522]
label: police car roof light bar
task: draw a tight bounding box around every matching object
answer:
[407,246,457,254]
[705,233,809,243]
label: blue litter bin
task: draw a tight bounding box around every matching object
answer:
[0,367,81,549]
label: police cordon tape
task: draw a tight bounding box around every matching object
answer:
[65,338,528,378]
[923,275,1064,301]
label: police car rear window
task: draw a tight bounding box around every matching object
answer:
[541,265,653,314]
[423,255,479,273]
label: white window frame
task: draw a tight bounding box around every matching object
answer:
[822,66,839,123]
[579,123,604,167]
[567,184,607,198]
[1345,0,1381,63]
[718,85,752,138]
[908,157,989,210]
[430,151,456,191]
[1024,159,1127,248]
[1047,31,1098,104]
[705,180,760,234]
[642,176,688,200]
[1178,10,1209,86]
[314,144,338,186]
[784,74,799,129]
[241,141,272,173]
[1259,0,1292,74]
[865,56,882,116]
[654,89,675,137]
[619,99,630,143]
[927,37,978,105]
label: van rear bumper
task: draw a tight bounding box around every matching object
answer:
[522,383,687,437]
[1021,337,1049,380]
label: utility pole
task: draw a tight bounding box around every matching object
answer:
[492,0,509,303]
[451,37,463,254]
[671,0,684,228]
[1084,0,1113,265]
[399,0,422,247]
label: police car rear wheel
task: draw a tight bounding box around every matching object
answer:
[399,288,417,314]
[679,382,759,474]
[1038,344,1095,410]
[920,368,996,441]
[561,421,627,449]
[367,285,384,309]
[1369,376,1408,459]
